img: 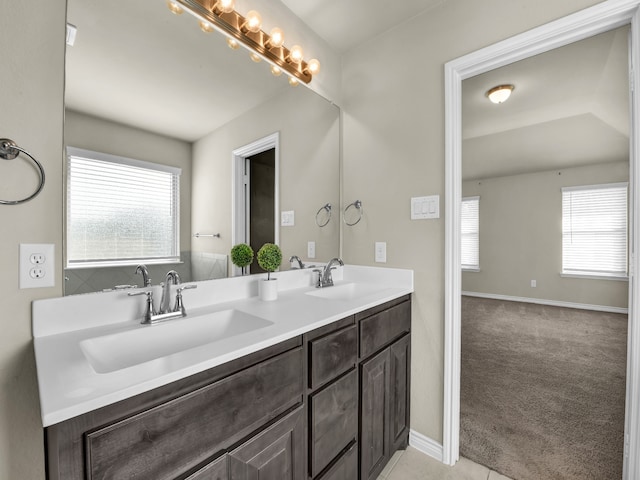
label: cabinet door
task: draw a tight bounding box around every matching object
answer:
[229,406,305,480]
[317,442,357,480]
[360,348,390,480]
[389,334,410,453]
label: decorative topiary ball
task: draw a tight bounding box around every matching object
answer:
[230,243,254,270]
[257,243,282,279]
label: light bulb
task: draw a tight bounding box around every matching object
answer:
[167,0,184,15]
[214,0,235,14]
[268,28,285,48]
[288,77,299,87]
[199,21,214,33]
[243,10,262,33]
[288,45,303,64]
[270,65,282,77]
[227,38,239,49]
[306,58,320,75]
[250,52,262,63]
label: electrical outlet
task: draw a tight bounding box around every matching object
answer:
[375,242,387,263]
[20,244,55,289]
[308,241,316,259]
[531,279,537,288]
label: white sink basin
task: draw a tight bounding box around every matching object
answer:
[80,309,273,373]
[305,283,387,301]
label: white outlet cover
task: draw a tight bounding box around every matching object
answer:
[375,242,387,263]
[20,243,55,289]
[307,241,316,259]
[281,210,295,227]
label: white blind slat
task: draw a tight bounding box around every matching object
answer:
[67,149,180,267]
[562,183,627,276]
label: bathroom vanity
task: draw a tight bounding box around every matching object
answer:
[34,266,413,480]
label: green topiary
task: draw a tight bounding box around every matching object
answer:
[257,243,282,280]
[230,243,254,275]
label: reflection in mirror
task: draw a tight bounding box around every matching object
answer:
[64,0,340,295]
[461,26,629,307]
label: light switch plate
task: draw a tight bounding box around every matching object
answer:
[411,195,440,220]
[20,243,55,289]
[281,210,295,226]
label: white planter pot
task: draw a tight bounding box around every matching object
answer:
[258,278,278,301]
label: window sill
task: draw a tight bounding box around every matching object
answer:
[66,258,183,270]
[462,267,481,273]
[561,272,628,282]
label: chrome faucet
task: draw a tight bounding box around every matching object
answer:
[289,255,305,269]
[135,264,151,287]
[314,258,344,288]
[159,270,181,314]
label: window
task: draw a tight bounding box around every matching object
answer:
[66,147,181,268]
[461,196,480,270]
[562,182,628,278]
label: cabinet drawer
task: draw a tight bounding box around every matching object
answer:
[359,300,410,359]
[318,442,357,480]
[309,369,358,477]
[85,347,303,480]
[309,324,357,389]
[229,406,305,480]
[185,454,227,480]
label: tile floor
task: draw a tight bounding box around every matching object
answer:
[377,447,512,480]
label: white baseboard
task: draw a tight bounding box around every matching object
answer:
[462,291,628,314]
[409,429,443,462]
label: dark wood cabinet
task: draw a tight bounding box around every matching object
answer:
[229,406,305,480]
[45,295,411,480]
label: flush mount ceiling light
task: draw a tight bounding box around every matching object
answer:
[166,0,320,85]
[486,84,514,104]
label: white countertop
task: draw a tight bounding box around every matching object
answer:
[33,265,413,427]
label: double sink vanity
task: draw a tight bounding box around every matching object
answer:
[34,265,413,480]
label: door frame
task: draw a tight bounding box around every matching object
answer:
[443,1,640,478]
[231,132,280,276]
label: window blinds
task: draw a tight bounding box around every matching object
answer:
[461,196,479,270]
[66,148,181,267]
[562,183,627,277]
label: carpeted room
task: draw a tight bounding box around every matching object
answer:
[459,26,630,480]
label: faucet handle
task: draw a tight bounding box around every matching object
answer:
[128,290,157,324]
[174,284,197,316]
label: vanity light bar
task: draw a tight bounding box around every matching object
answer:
[169,0,316,84]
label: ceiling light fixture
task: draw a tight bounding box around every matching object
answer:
[167,0,320,85]
[486,84,514,104]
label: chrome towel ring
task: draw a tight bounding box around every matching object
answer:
[343,200,363,226]
[315,203,332,227]
[0,138,45,205]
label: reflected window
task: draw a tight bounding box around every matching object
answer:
[461,196,480,271]
[66,147,180,268]
[562,183,628,278]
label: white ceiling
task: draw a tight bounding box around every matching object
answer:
[66,1,630,179]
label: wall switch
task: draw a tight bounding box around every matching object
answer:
[281,210,295,227]
[411,195,440,220]
[375,242,387,263]
[20,243,55,289]
[531,279,537,288]
[308,241,316,259]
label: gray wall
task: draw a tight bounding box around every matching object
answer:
[462,162,629,309]
[340,0,604,443]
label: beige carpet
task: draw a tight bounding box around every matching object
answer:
[460,296,627,480]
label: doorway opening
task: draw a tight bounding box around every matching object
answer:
[444,2,640,479]
[232,133,280,276]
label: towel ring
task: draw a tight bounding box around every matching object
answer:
[343,200,363,226]
[315,203,332,227]
[0,138,45,205]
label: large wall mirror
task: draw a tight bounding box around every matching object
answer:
[64,0,340,295]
